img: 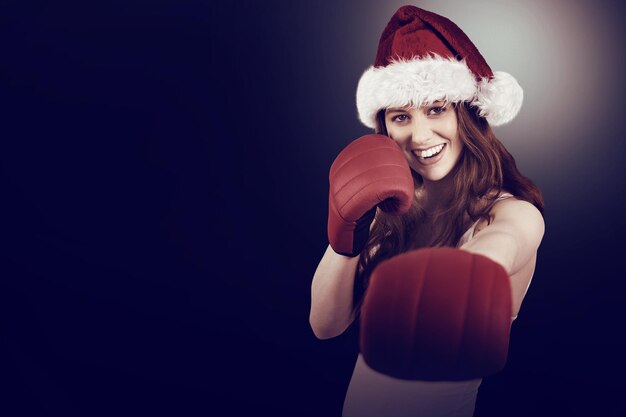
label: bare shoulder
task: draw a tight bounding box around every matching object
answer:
[479,197,545,248]
[492,197,543,226]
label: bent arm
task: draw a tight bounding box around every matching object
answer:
[309,244,360,340]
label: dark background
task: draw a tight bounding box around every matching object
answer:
[2,1,625,416]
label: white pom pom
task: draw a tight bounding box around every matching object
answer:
[473,71,523,126]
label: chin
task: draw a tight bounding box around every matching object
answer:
[414,168,452,182]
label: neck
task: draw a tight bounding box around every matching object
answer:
[419,175,456,215]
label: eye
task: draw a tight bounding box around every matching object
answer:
[428,105,448,116]
[391,114,409,123]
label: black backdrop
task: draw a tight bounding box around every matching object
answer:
[2,1,626,416]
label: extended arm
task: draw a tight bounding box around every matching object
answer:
[460,198,545,317]
[460,199,545,276]
[358,199,545,380]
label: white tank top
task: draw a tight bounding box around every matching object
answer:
[342,192,516,417]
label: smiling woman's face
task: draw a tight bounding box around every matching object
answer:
[385,101,463,183]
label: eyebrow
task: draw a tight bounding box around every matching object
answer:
[386,107,409,114]
[386,101,448,114]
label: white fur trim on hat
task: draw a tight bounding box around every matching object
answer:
[355,55,523,128]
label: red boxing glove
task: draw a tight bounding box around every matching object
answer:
[328,134,414,257]
[359,247,513,381]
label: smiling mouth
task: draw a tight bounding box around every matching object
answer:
[412,143,446,160]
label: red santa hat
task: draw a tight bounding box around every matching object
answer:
[356,5,523,128]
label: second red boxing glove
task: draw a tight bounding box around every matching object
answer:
[359,247,513,381]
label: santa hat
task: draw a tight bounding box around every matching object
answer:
[356,5,523,129]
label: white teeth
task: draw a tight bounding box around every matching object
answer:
[414,144,444,158]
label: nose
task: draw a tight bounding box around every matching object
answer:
[409,114,433,147]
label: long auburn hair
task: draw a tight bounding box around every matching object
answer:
[352,102,545,315]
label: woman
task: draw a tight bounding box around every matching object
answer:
[310,5,545,417]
